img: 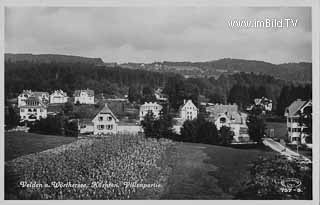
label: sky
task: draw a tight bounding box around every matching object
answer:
[5,7,311,64]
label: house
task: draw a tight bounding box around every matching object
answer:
[247,97,272,113]
[19,96,48,122]
[74,89,95,104]
[206,103,250,143]
[254,97,272,111]
[78,104,119,135]
[284,99,312,145]
[179,99,198,122]
[155,88,168,102]
[18,90,49,107]
[139,102,163,121]
[50,90,68,104]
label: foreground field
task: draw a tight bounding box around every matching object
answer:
[5,131,77,161]
[161,143,275,199]
[5,134,280,199]
[5,135,174,199]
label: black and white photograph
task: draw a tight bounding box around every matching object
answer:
[2,3,319,202]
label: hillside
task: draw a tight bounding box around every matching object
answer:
[5,53,104,65]
[5,53,312,83]
[120,59,311,83]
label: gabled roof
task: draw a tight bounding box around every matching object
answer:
[73,89,94,97]
[178,99,197,112]
[284,99,310,117]
[98,104,119,122]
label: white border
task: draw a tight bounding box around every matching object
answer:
[0,0,318,205]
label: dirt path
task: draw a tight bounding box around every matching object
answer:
[160,143,233,199]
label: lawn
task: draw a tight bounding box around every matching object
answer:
[160,143,276,199]
[5,131,77,161]
[265,122,287,139]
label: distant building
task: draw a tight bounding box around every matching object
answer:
[50,90,68,104]
[206,103,250,143]
[18,90,49,107]
[247,97,272,113]
[19,96,47,122]
[155,88,168,102]
[284,99,312,145]
[139,102,163,121]
[179,99,198,121]
[74,89,95,104]
[78,104,119,135]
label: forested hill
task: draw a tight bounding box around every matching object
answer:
[5,53,104,65]
[121,58,312,83]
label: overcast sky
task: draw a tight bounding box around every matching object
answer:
[5,7,311,64]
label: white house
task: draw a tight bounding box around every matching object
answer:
[207,103,250,143]
[139,102,163,121]
[18,90,49,107]
[284,99,312,145]
[50,90,68,104]
[254,97,272,112]
[155,88,168,102]
[19,96,47,122]
[78,104,119,135]
[179,99,198,122]
[74,89,95,104]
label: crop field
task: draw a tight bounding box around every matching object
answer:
[5,135,174,200]
[5,131,77,161]
[5,133,277,200]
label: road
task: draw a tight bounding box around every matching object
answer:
[262,138,311,163]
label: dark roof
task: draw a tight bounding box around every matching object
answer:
[284,99,310,117]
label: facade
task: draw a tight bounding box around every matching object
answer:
[139,102,163,121]
[284,99,312,144]
[19,96,47,122]
[18,90,49,107]
[179,99,198,121]
[50,90,68,104]
[207,103,250,143]
[78,104,119,135]
[74,89,95,104]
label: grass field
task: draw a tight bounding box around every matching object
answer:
[5,131,77,161]
[161,143,276,199]
[265,122,287,139]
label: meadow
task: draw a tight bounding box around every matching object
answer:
[5,131,77,161]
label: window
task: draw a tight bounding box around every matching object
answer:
[108,116,112,121]
[106,125,113,130]
[80,125,86,129]
[99,116,103,121]
[28,109,32,112]
[220,117,226,123]
[288,127,291,132]
[292,128,301,132]
[40,109,43,112]
[97,125,104,130]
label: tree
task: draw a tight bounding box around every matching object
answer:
[63,101,74,115]
[141,86,156,103]
[128,86,140,103]
[180,116,219,145]
[228,85,250,109]
[297,105,312,144]
[5,106,20,129]
[141,111,156,139]
[218,126,234,145]
[141,107,174,139]
[247,112,266,143]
